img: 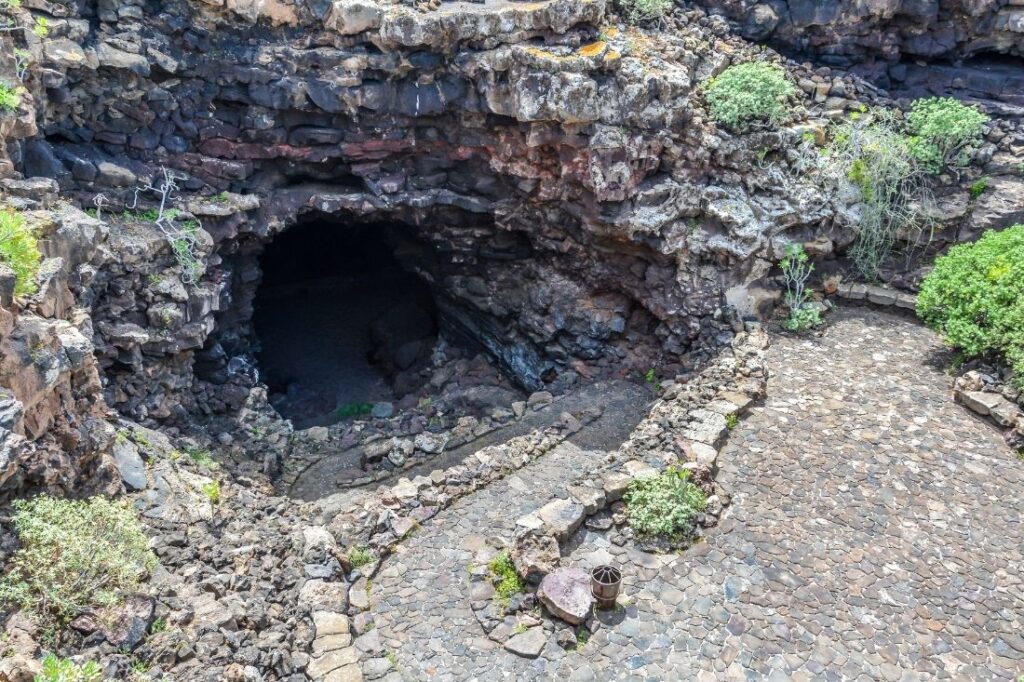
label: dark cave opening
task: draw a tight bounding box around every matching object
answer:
[253,217,440,426]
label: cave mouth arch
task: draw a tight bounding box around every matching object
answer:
[252,216,444,426]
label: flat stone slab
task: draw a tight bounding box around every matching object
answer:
[503,626,546,658]
[536,498,584,542]
[537,567,593,625]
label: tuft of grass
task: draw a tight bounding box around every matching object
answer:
[0,496,155,627]
[149,617,167,634]
[0,206,42,296]
[576,628,590,648]
[348,546,374,568]
[487,551,524,608]
[182,446,217,470]
[969,177,990,200]
[335,402,373,419]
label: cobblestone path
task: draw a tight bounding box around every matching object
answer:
[367,308,1024,681]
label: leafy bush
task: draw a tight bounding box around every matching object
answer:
[0,496,155,625]
[824,110,934,279]
[705,62,796,129]
[487,551,524,606]
[0,206,42,296]
[917,225,1024,383]
[907,97,988,173]
[616,0,672,24]
[35,654,102,682]
[623,467,706,538]
[0,83,22,113]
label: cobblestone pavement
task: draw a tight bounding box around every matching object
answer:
[367,308,1024,681]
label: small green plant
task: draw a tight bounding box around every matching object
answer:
[511,622,528,635]
[616,0,672,24]
[623,466,707,539]
[0,496,155,626]
[213,191,230,203]
[0,206,42,296]
[182,446,216,469]
[916,225,1024,385]
[487,551,524,608]
[725,413,739,429]
[969,177,990,200]
[31,16,48,38]
[576,628,590,648]
[705,62,796,129]
[1,0,23,9]
[780,243,822,332]
[347,546,374,569]
[149,617,167,634]
[384,650,398,670]
[336,402,373,419]
[201,480,221,504]
[906,97,988,173]
[0,83,22,113]
[34,654,102,682]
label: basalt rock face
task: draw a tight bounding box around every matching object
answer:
[0,182,118,499]
[693,0,1024,67]
[0,0,1021,493]
[5,0,840,426]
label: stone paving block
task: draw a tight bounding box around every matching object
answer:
[536,498,585,542]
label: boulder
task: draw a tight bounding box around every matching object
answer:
[112,438,147,491]
[511,530,560,584]
[537,567,593,625]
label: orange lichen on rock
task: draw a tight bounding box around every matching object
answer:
[577,41,606,57]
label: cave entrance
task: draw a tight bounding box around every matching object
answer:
[253,217,439,427]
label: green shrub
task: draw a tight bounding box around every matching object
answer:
[616,0,672,24]
[0,206,42,296]
[0,83,22,113]
[907,97,988,173]
[624,467,706,538]
[487,551,524,607]
[825,110,934,279]
[0,496,155,626]
[705,62,796,129]
[35,654,102,682]
[916,225,1024,383]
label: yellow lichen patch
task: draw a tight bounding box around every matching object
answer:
[601,26,620,39]
[578,41,606,57]
[604,50,622,64]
